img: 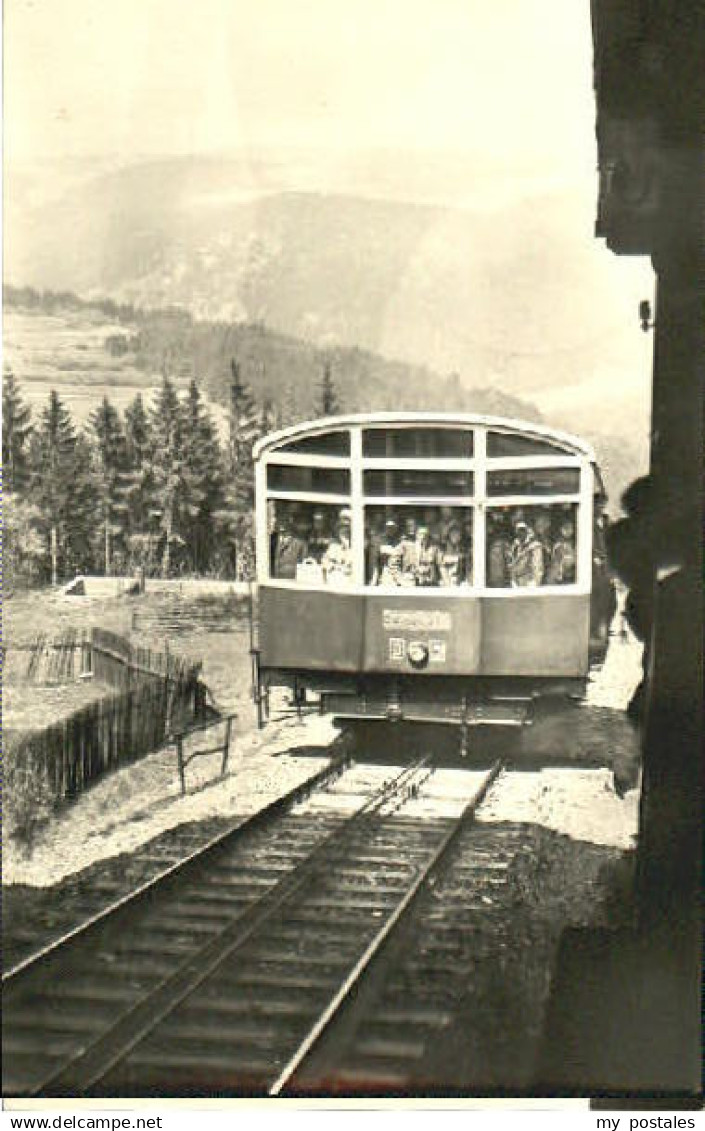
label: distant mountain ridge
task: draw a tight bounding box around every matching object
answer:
[7,158,644,387]
[4,285,645,511]
[5,154,651,511]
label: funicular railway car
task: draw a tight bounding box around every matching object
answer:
[251,414,615,745]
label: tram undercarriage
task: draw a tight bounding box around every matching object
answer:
[253,664,587,734]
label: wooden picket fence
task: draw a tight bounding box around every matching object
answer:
[18,629,92,684]
[16,627,201,691]
[90,627,200,695]
[7,629,208,807]
[7,681,173,802]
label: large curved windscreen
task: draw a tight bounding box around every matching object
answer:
[260,422,587,588]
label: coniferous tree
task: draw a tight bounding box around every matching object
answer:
[3,494,45,591]
[277,382,301,429]
[125,393,152,468]
[67,434,101,576]
[227,360,258,479]
[228,362,258,498]
[181,379,225,573]
[88,396,130,574]
[123,394,154,569]
[216,360,261,577]
[3,369,33,493]
[259,397,277,437]
[146,375,189,577]
[28,390,80,584]
[315,359,340,417]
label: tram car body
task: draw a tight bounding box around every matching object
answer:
[251,414,615,730]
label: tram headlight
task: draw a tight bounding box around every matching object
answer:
[408,641,429,669]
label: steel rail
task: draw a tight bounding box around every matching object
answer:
[268,758,504,1095]
[27,757,434,1097]
[3,740,353,985]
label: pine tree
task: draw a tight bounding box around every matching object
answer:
[66,434,101,576]
[216,360,261,578]
[3,368,33,493]
[146,375,188,577]
[227,360,258,471]
[181,379,225,573]
[228,360,262,512]
[28,390,79,584]
[259,396,277,437]
[125,393,151,468]
[315,359,340,417]
[88,396,130,574]
[277,383,299,429]
[123,394,154,568]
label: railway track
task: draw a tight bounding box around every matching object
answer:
[4,748,353,982]
[3,753,506,1098]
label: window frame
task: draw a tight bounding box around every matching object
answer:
[362,425,475,459]
[257,422,593,595]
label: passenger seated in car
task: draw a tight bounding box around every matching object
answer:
[439,521,467,586]
[365,513,386,581]
[274,513,308,579]
[322,515,353,586]
[547,519,577,584]
[487,512,511,587]
[422,507,442,546]
[401,514,418,546]
[438,506,455,546]
[307,510,330,563]
[402,523,440,587]
[372,518,404,585]
[294,512,312,545]
[507,519,544,587]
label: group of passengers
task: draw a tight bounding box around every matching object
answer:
[366,509,472,587]
[271,504,473,587]
[271,505,353,585]
[271,503,577,588]
[487,507,577,588]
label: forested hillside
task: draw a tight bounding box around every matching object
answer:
[4,285,645,538]
[3,287,548,590]
[4,284,542,424]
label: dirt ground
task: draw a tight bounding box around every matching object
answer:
[4,707,337,886]
[4,680,108,734]
[3,586,646,1094]
[3,585,643,887]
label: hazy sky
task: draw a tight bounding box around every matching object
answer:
[9,0,595,179]
[6,0,655,442]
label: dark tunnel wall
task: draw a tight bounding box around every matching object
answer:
[537,0,704,1100]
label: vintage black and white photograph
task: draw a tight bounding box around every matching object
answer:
[3,0,702,1108]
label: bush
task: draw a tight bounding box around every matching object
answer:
[4,736,56,856]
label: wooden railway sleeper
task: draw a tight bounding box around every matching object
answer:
[269,759,504,1095]
[4,753,352,990]
[16,756,437,1097]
